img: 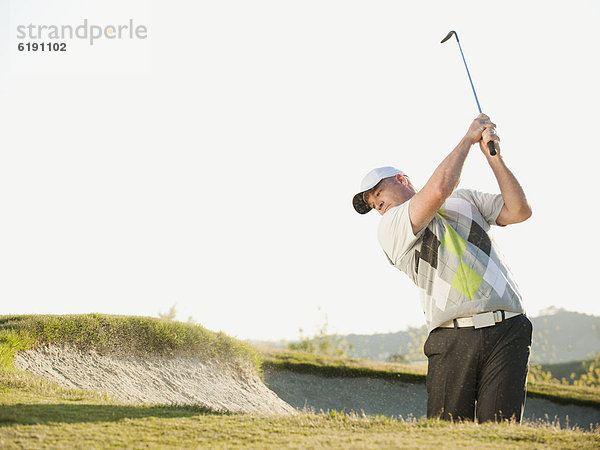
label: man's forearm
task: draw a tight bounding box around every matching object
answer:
[408,114,492,234]
[427,114,494,198]
[426,135,473,198]
[487,151,532,225]
[408,135,473,234]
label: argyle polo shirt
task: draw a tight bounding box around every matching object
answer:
[378,189,525,333]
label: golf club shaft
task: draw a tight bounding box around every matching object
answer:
[445,32,497,156]
[455,38,482,114]
[456,40,497,156]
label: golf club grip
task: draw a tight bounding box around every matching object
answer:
[487,141,497,156]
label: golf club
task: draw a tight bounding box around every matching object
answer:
[441,30,497,156]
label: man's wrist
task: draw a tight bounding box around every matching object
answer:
[461,134,476,148]
[487,153,507,176]
[486,149,504,165]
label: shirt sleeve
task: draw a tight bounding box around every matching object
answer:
[377,200,423,265]
[460,189,505,226]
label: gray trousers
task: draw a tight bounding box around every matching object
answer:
[423,314,532,422]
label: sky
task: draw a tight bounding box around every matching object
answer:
[1,0,599,341]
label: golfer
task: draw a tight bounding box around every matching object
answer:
[353,114,532,423]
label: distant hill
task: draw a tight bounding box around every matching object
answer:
[528,307,600,363]
[258,308,600,365]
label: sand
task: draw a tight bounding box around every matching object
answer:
[14,346,600,428]
[14,345,294,415]
[264,369,600,429]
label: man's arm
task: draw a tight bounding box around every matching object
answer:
[479,132,532,226]
[409,114,493,234]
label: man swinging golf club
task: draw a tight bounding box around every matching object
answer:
[353,114,533,423]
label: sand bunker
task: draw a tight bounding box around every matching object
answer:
[16,346,599,428]
[264,370,600,429]
[15,345,294,415]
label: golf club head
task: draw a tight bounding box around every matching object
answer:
[440,31,457,43]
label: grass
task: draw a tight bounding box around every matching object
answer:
[1,387,599,449]
[0,314,262,402]
[0,314,260,370]
[526,383,600,408]
[1,314,600,448]
[260,348,600,409]
[260,348,427,383]
[540,356,600,385]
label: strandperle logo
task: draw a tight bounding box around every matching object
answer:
[16,19,148,46]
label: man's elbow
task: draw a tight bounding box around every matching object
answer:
[496,204,532,226]
[434,181,455,202]
[511,205,533,224]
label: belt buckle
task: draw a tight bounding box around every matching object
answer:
[473,311,496,329]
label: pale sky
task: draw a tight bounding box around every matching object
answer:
[1,0,599,341]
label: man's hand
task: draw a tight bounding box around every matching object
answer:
[466,113,496,145]
[479,126,501,157]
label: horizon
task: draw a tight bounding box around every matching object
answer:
[3,304,598,344]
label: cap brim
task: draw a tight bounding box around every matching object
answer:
[353,192,372,214]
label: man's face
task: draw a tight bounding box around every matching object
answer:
[364,175,414,215]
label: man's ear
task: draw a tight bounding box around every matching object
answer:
[395,173,408,186]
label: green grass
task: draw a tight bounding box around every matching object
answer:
[260,348,600,409]
[1,315,600,448]
[526,383,600,408]
[0,314,260,369]
[540,357,600,383]
[0,314,261,402]
[1,387,599,449]
[260,348,427,383]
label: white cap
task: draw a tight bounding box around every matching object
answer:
[352,166,406,214]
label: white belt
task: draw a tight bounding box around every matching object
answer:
[439,311,521,329]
